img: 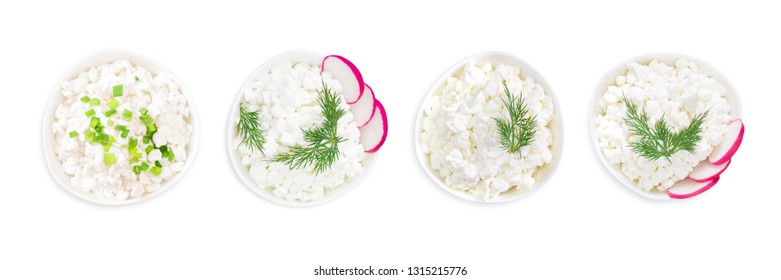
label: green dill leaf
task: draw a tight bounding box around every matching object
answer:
[623,95,708,161]
[273,81,345,174]
[237,104,266,155]
[494,80,538,154]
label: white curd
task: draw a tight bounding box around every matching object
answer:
[420,62,555,201]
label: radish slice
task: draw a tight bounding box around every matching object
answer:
[359,100,387,153]
[708,119,744,165]
[667,177,719,199]
[322,55,364,104]
[689,160,730,183]
[350,83,377,128]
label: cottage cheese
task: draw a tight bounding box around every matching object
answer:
[594,58,732,192]
[419,62,555,201]
[52,60,192,200]
[234,61,365,202]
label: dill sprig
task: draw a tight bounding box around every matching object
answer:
[237,104,266,155]
[493,80,538,154]
[623,95,708,161]
[273,81,346,174]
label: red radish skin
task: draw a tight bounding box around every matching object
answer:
[350,83,377,128]
[689,159,730,183]
[321,55,364,104]
[667,177,720,199]
[708,119,744,165]
[359,100,388,153]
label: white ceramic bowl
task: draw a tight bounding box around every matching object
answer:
[227,50,378,207]
[43,49,200,205]
[414,51,564,203]
[589,53,742,200]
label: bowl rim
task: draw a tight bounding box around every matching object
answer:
[587,52,743,200]
[42,48,201,206]
[414,51,564,203]
[225,49,378,207]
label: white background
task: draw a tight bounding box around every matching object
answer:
[1,0,779,279]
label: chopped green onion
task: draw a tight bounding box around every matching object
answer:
[89,98,100,107]
[89,117,100,128]
[105,108,117,117]
[139,162,150,171]
[160,145,174,162]
[107,119,115,127]
[139,113,157,132]
[150,166,162,176]
[142,124,157,133]
[113,84,123,97]
[139,114,153,124]
[139,108,149,115]
[155,161,162,168]
[142,135,150,144]
[69,131,78,138]
[145,145,154,154]
[107,99,119,109]
[122,109,132,121]
[128,138,142,163]
[98,133,110,145]
[120,129,129,139]
[128,150,140,164]
[85,131,96,144]
[133,166,141,174]
[134,76,139,81]
[80,96,91,103]
[103,135,116,151]
[85,109,95,117]
[103,153,116,165]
